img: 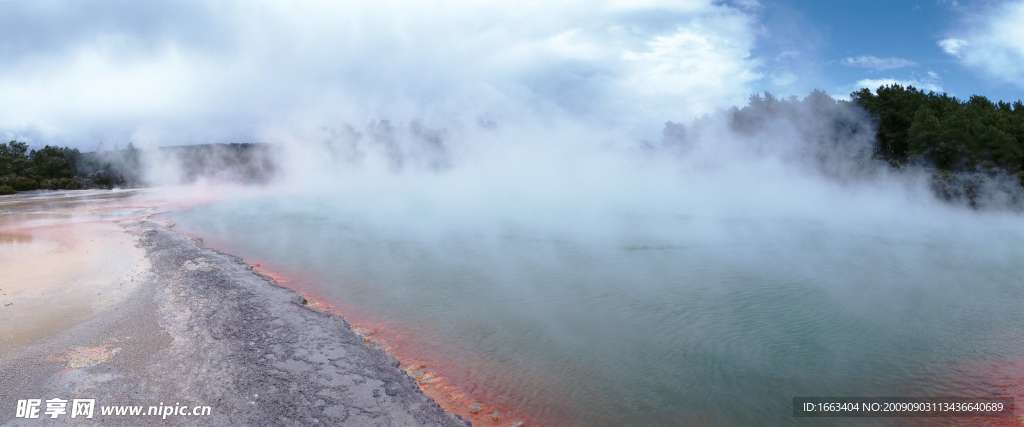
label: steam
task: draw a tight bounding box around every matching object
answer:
[3,0,1019,225]
[6,3,1024,424]
[104,5,1021,421]
[160,89,1020,252]
[167,90,1024,425]
[128,87,1023,236]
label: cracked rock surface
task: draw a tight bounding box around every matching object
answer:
[0,221,463,426]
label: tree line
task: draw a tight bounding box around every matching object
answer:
[852,85,1023,176]
[2,85,1022,208]
[721,85,1024,208]
[0,141,138,195]
[852,85,1024,206]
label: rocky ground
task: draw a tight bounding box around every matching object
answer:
[0,220,464,426]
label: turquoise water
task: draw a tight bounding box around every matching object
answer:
[173,196,1024,425]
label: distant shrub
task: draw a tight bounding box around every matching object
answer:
[10,175,38,191]
[39,177,81,190]
[0,185,13,195]
[0,174,38,191]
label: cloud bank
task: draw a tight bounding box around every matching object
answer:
[0,0,767,148]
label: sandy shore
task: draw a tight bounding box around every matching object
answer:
[0,191,462,426]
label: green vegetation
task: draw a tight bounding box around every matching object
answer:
[0,141,137,195]
[718,86,1023,208]
[852,85,1024,175]
[852,85,1024,207]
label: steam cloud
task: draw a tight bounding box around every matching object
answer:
[2,0,1021,222]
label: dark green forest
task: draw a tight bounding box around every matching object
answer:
[0,142,273,195]
[854,85,1024,206]
[725,84,1024,208]
[853,85,1024,177]
[0,142,139,195]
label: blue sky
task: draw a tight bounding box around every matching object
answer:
[0,0,1021,147]
[755,0,1023,102]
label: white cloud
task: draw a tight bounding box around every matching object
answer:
[841,55,916,70]
[0,0,765,146]
[619,14,762,119]
[939,1,1024,86]
[938,38,968,56]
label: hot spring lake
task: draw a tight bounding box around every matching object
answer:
[173,196,1024,425]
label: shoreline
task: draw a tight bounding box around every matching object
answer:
[137,220,465,425]
[170,221,538,427]
[1,202,465,425]
[244,260,536,427]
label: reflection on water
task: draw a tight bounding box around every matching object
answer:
[0,189,144,230]
[174,197,1024,426]
[0,189,151,353]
